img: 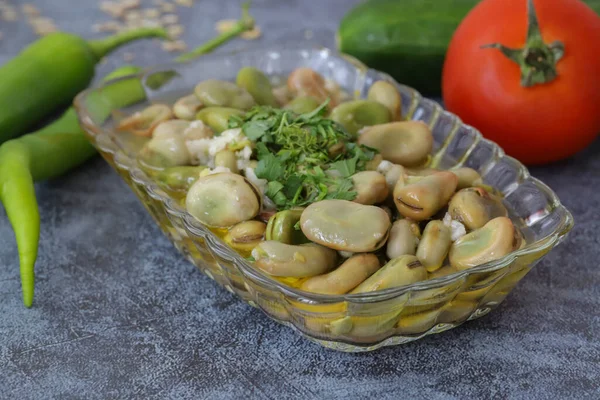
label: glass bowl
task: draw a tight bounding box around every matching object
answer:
[74,45,573,352]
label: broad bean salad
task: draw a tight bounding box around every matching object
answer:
[117,66,522,295]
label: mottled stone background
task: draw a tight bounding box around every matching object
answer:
[0,1,598,399]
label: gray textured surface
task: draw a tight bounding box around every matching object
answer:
[1,1,599,399]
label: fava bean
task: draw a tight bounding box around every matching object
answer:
[330,100,391,136]
[351,255,427,293]
[351,171,388,205]
[152,119,191,138]
[451,167,482,189]
[195,79,256,110]
[251,241,338,277]
[118,104,173,137]
[224,220,266,253]
[300,200,391,252]
[272,85,292,106]
[183,120,214,140]
[236,66,278,106]
[300,254,380,294]
[396,309,440,334]
[358,121,433,167]
[173,94,203,120]
[265,209,308,245]
[367,81,402,120]
[196,107,245,133]
[405,167,440,177]
[186,172,261,227]
[448,187,507,231]
[141,130,191,167]
[156,166,205,191]
[427,264,459,280]
[214,149,239,174]
[284,95,320,114]
[393,171,458,221]
[449,217,516,271]
[386,219,420,259]
[416,220,452,272]
[287,67,330,104]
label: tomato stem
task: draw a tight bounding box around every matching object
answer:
[481,0,564,87]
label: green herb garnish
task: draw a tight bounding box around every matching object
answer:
[230,100,377,209]
[254,153,284,181]
[330,157,358,178]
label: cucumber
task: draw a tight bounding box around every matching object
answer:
[338,0,600,95]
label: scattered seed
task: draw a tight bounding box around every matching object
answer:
[125,20,142,29]
[242,26,261,40]
[162,40,187,52]
[216,19,261,40]
[93,20,123,33]
[123,52,135,62]
[30,16,56,26]
[141,19,161,28]
[143,8,160,18]
[122,0,141,9]
[161,13,178,25]
[161,2,175,13]
[174,0,193,7]
[124,10,142,22]
[33,23,59,36]
[100,57,108,65]
[167,24,184,39]
[22,4,39,17]
[216,20,235,32]
[2,8,18,21]
[100,1,126,18]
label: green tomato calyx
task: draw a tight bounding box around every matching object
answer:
[480,0,564,87]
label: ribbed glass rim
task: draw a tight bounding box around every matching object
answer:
[75,44,574,305]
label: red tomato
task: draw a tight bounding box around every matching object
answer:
[442,0,600,165]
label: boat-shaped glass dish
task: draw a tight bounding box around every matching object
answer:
[75,46,573,352]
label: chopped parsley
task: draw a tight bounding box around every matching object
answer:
[228,100,377,209]
[330,157,358,178]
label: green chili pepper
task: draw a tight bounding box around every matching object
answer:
[0,27,168,145]
[0,66,145,307]
[0,4,255,307]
